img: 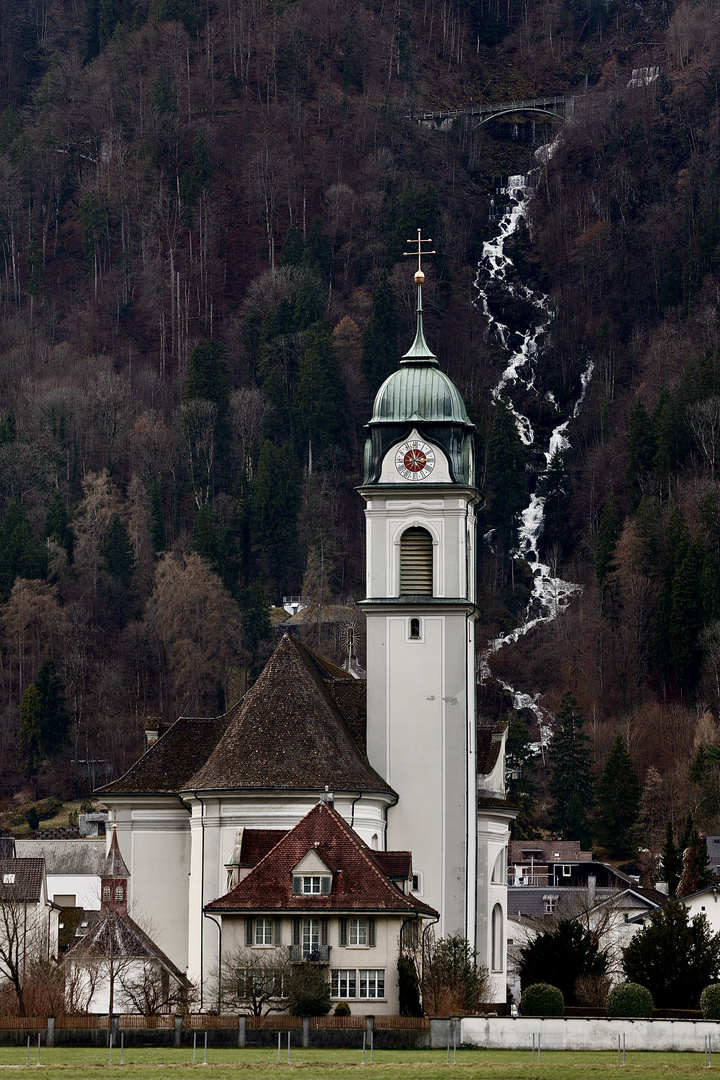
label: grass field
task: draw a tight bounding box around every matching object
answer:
[0,1047,718,1079]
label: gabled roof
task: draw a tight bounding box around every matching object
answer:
[16,839,105,876]
[99,635,390,797]
[66,909,187,982]
[207,802,436,916]
[0,858,45,902]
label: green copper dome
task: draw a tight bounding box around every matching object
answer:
[370,364,471,426]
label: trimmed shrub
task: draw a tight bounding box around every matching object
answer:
[334,1001,351,1017]
[606,982,653,1018]
[520,983,564,1016]
[701,984,720,1020]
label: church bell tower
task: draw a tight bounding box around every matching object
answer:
[359,233,482,943]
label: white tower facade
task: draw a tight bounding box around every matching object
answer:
[360,259,514,998]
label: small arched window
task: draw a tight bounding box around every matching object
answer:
[371,834,379,850]
[410,617,420,639]
[102,885,110,902]
[491,904,503,972]
[400,527,433,595]
[115,885,124,903]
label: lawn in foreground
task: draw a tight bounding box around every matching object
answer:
[0,1047,718,1079]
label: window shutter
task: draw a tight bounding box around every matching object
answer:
[400,527,433,594]
[245,918,253,947]
[293,918,301,947]
[368,918,376,947]
[321,876,331,894]
[338,918,347,947]
[321,918,328,947]
[273,918,282,946]
[292,876,302,894]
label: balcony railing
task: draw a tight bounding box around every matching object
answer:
[509,874,547,887]
[289,945,331,963]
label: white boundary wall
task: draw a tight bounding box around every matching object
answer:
[462,1016,720,1052]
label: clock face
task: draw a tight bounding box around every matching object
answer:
[395,440,436,481]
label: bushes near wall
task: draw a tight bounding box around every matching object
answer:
[606,983,654,1018]
[701,985,720,1019]
[520,984,564,1016]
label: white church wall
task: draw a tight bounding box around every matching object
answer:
[48,873,100,911]
[111,801,191,973]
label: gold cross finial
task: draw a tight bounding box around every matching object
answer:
[404,228,435,284]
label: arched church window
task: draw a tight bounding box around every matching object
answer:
[102,885,110,902]
[491,904,503,972]
[400,528,433,594]
[409,617,420,639]
[115,885,124,903]
[491,848,507,884]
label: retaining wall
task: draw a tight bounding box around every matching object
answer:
[461,1016,720,1052]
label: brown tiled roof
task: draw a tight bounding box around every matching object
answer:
[328,681,367,753]
[98,714,232,794]
[207,802,436,916]
[99,635,385,798]
[374,851,412,879]
[0,858,45,902]
[238,830,288,867]
[186,635,391,794]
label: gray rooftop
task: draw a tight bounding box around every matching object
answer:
[16,839,105,876]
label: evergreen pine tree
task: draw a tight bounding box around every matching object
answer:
[101,514,135,589]
[35,659,69,758]
[362,272,398,390]
[505,713,537,838]
[626,399,656,505]
[44,489,73,560]
[185,340,232,479]
[596,734,641,857]
[18,684,43,777]
[486,400,527,551]
[280,224,304,267]
[0,498,48,599]
[252,441,301,597]
[547,691,594,846]
[655,505,690,680]
[662,820,681,898]
[190,503,223,576]
[295,322,344,455]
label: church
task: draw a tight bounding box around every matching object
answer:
[98,246,514,1013]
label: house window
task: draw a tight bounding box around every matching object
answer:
[255,918,274,945]
[339,917,376,947]
[412,872,423,893]
[302,919,320,958]
[359,970,385,999]
[349,919,367,946]
[491,904,503,972]
[331,970,357,998]
[115,885,124,902]
[410,618,421,639]
[400,527,433,594]
[292,875,331,895]
[543,895,558,914]
[562,865,572,877]
[2,874,15,885]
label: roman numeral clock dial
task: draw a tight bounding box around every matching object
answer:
[395,440,436,481]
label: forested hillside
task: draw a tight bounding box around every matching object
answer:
[0,0,717,856]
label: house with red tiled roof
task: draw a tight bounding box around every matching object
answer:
[207,802,436,1014]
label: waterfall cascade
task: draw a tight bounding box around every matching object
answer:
[476,154,594,738]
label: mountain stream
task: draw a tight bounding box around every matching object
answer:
[475,154,594,740]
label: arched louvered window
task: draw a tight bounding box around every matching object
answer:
[491,903,504,972]
[400,527,433,595]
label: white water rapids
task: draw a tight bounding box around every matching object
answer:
[475,152,594,737]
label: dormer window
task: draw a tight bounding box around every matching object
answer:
[293,875,331,895]
[2,874,15,885]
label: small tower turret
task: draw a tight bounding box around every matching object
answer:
[101,825,130,915]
